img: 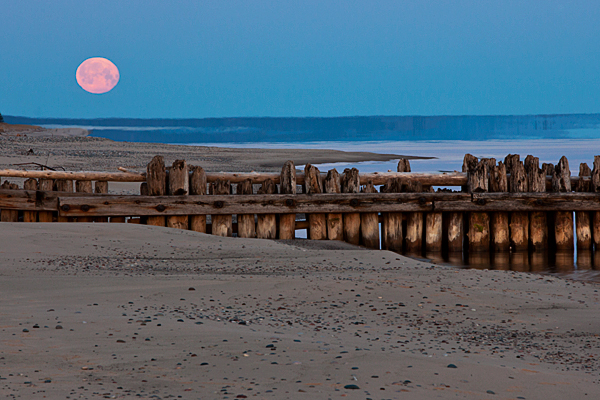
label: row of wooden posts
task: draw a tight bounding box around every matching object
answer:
[2,154,600,255]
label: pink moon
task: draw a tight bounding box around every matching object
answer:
[76,57,120,94]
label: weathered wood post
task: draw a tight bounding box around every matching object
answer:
[75,180,93,222]
[489,160,509,251]
[404,180,424,254]
[236,178,256,238]
[146,155,167,227]
[166,160,189,230]
[425,189,443,252]
[94,181,109,222]
[467,158,490,252]
[0,181,19,222]
[55,179,73,222]
[360,180,380,249]
[552,156,574,251]
[592,156,600,249]
[382,177,403,252]
[324,169,343,240]
[278,161,296,240]
[23,178,38,222]
[211,179,232,237]
[304,164,327,240]
[525,155,547,251]
[38,178,54,222]
[257,179,277,239]
[189,165,207,232]
[341,168,360,245]
[575,163,592,250]
[505,154,529,251]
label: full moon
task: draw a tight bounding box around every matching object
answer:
[76,57,120,94]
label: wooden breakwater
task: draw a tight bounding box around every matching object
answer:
[2,154,600,257]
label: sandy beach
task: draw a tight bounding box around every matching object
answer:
[1,223,599,399]
[1,129,599,399]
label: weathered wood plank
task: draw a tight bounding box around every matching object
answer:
[341,168,361,245]
[382,177,403,252]
[236,179,256,238]
[360,181,380,249]
[404,180,423,254]
[189,165,207,233]
[304,164,327,240]
[211,179,232,237]
[506,155,528,251]
[23,179,38,222]
[166,160,189,230]
[38,179,54,222]
[257,179,277,239]
[525,155,547,251]
[489,160,509,251]
[94,181,109,222]
[75,180,94,222]
[575,163,592,250]
[552,156,574,251]
[146,155,167,227]
[324,169,343,241]
[277,160,296,239]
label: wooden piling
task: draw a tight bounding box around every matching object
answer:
[146,155,167,227]
[236,179,256,238]
[324,169,343,240]
[278,161,296,240]
[552,156,574,251]
[257,179,277,239]
[575,163,592,250]
[94,181,109,222]
[189,165,207,233]
[75,180,94,222]
[54,179,73,222]
[466,158,490,252]
[422,152,442,253]
[382,177,403,252]
[38,178,54,222]
[446,211,464,253]
[211,179,232,237]
[360,180,380,249]
[524,155,547,251]
[506,155,528,251]
[404,180,424,254]
[304,164,327,240]
[166,160,189,230]
[23,178,38,222]
[592,156,600,249]
[341,168,360,245]
[489,160,509,251]
[0,181,19,222]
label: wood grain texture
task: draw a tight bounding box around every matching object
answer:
[341,168,360,245]
[278,160,296,239]
[360,181,379,249]
[211,179,232,237]
[552,156,574,251]
[304,164,326,240]
[146,156,167,227]
[324,169,343,241]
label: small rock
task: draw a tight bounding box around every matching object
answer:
[487,390,495,395]
[447,364,457,368]
[344,384,360,390]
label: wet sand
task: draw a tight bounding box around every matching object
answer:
[1,223,599,399]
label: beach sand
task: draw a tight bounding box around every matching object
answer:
[1,128,599,398]
[1,223,599,399]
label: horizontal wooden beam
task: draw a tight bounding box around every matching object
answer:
[1,168,589,188]
[0,189,112,211]
[58,193,449,216]
[5,189,600,215]
[0,169,146,182]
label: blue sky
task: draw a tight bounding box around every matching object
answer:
[1,1,599,118]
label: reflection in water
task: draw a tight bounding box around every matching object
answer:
[413,249,600,282]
